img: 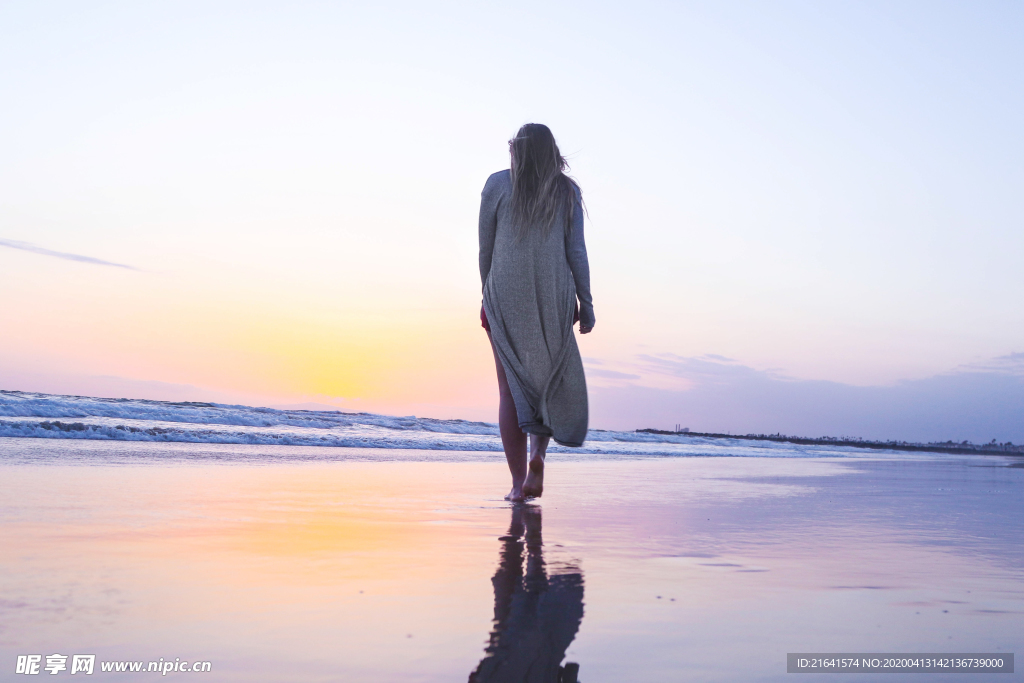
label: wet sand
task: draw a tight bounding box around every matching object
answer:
[1,440,1021,681]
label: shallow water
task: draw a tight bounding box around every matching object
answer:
[1,439,1020,681]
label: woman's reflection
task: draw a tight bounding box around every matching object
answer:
[469,505,584,683]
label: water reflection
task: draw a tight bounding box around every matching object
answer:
[469,505,584,683]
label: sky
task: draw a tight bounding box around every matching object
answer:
[1,1,1022,442]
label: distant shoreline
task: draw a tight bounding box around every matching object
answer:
[635,429,1024,456]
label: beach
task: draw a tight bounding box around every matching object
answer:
[3,1,1022,679]
[2,437,1020,681]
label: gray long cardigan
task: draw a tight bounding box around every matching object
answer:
[479,170,594,447]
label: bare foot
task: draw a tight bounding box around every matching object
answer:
[505,486,525,503]
[522,457,544,498]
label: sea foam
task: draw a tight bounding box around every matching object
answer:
[0,390,920,459]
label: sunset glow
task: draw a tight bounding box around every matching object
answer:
[2,2,1022,440]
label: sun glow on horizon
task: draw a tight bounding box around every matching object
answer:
[2,2,1022,437]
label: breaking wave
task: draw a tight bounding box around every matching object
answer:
[0,390,925,459]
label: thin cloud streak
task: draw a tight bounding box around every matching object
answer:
[0,238,139,270]
[957,352,1024,376]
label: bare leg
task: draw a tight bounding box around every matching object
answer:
[523,434,549,498]
[488,331,527,501]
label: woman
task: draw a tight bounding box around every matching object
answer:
[479,123,595,502]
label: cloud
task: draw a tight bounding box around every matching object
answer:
[957,352,1024,376]
[584,367,641,380]
[588,353,1024,443]
[636,353,785,383]
[0,238,139,270]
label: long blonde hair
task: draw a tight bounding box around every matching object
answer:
[509,123,580,241]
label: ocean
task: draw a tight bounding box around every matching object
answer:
[0,389,943,462]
